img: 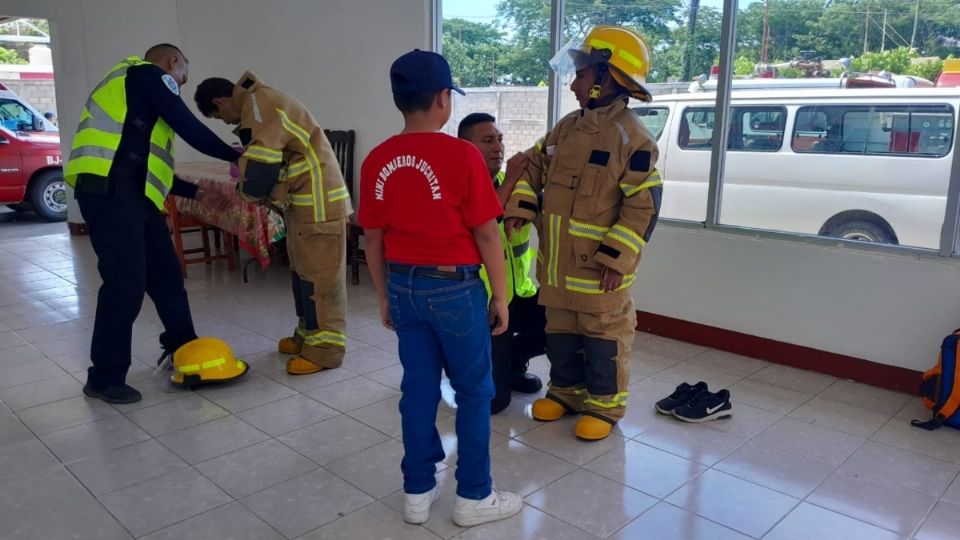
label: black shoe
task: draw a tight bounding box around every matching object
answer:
[672,389,733,423]
[655,381,708,414]
[83,383,142,404]
[512,372,543,393]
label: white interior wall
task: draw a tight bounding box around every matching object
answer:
[3,0,948,374]
[0,0,429,221]
[634,224,960,372]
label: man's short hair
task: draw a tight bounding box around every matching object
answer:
[457,112,496,139]
[393,91,442,115]
[145,43,187,63]
[194,77,235,116]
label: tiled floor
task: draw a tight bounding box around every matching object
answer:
[2,227,960,539]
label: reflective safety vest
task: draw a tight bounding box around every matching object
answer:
[64,56,176,211]
[481,172,538,304]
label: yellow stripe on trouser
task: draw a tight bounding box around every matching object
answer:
[303,331,346,347]
[584,391,629,409]
[276,109,325,222]
[606,224,645,254]
[547,214,561,287]
[564,274,636,294]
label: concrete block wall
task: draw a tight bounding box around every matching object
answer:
[444,82,690,153]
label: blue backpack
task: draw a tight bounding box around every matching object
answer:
[912,330,960,431]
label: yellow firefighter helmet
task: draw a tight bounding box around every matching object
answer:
[171,337,248,389]
[550,26,653,101]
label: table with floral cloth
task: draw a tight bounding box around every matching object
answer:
[174,161,286,271]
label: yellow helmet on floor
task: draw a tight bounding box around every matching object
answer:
[171,337,248,389]
[550,26,653,101]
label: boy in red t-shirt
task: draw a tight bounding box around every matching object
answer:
[359,50,523,527]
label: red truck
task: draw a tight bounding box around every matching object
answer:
[0,82,65,221]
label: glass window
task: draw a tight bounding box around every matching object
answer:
[679,107,715,150]
[440,0,551,155]
[632,106,669,140]
[0,99,36,132]
[678,106,785,151]
[792,105,954,158]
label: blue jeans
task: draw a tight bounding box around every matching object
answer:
[387,265,494,500]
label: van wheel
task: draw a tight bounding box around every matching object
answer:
[827,220,894,244]
[29,170,68,222]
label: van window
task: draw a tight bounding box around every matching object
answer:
[0,99,37,132]
[633,107,669,140]
[792,104,954,157]
[679,106,786,151]
[679,107,715,149]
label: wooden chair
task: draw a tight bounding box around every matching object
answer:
[324,129,364,285]
[165,198,237,278]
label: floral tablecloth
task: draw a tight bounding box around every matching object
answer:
[174,161,285,269]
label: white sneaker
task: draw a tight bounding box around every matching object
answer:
[404,485,440,524]
[453,488,523,527]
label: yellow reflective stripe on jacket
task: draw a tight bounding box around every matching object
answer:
[303,331,346,347]
[327,186,349,203]
[289,193,313,206]
[547,214,561,287]
[512,180,537,198]
[584,391,629,409]
[287,159,311,178]
[606,224,645,254]
[276,108,325,222]
[244,145,283,164]
[564,273,636,294]
[620,171,663,198]
[568,218,609,241]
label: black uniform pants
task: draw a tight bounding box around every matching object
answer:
[76,176,197,390]
[491,291,547,413]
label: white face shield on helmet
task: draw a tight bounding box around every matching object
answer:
[549,36,612,85]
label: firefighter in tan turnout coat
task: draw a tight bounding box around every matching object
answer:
[195,72,351,375]
[502,27,663,440]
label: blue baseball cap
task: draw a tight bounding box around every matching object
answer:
[390,49,465,96]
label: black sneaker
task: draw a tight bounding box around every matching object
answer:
[83,383,142,404]
[655,381,708,414]
[512,372,543,393]
[672,389,733,423]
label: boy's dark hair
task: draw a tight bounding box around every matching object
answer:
[393,90,442,115]
[457,112,496,139]
[194,77,235,116]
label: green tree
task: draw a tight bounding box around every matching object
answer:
[443,18,508,87]
[495,0,683,85]
[0,47,26,64]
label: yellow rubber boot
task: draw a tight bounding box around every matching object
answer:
[531,398,568,421]
[575,415,613,441]
[278,337,302,355]
[287,356,324,375]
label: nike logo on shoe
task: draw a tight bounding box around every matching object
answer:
[706,403,726,415]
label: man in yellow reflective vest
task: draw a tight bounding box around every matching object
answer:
[195,73,351,375]
[458,113,544,414]
[502,27,663,440]
[65,44,241,404]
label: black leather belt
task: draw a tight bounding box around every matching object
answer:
[387,263,480,281]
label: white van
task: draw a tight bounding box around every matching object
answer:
[634,88,959,249]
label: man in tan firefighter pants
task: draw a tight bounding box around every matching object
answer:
[503,26,663,441]
[195,73,350,375]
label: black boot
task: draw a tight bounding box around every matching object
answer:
[83,383,142,404]
[512,368,543,393]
